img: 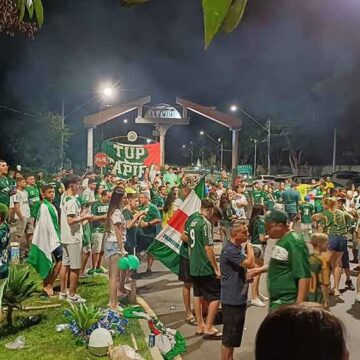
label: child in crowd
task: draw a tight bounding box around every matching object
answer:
[308,233,330,308]
[299,195,315,246]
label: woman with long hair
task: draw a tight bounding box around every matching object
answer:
[248,204,268,307]
[162,191,177,227]
[104,187,127,310]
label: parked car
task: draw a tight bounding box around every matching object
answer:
[330,171,360,187]
[255,175,276,184]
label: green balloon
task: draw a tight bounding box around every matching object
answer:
[118,257,130,270]
[127,255,140,270]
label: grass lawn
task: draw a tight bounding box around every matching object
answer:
[0,270,152,360]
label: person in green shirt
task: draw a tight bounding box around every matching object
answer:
[263,184,275,210]
[86,190,111,275]
[299,195,315,243]
[308,233,330,308]
[36,171,46,192]
[248,204,268,307]
[282,183,301,228]
[151,185,167,217]
[251,182,264,206]
[0,160,11,207]
[26,175,41,220]
[273,182,285,210]
[138,191,161,273]
[313,197,353,296]
[183,199,222,340]
[163,167,178,188]
[248,209,311,311]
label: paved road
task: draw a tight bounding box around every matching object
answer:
[136,244,360,360]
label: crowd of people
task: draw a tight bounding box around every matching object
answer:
[0,157,357,360]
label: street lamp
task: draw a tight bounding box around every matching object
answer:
[123,119,128,124]
[230,105,271,175]
[200,130,225,170]
[146,138,151,144]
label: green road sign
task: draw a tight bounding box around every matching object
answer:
[237,165,253,175]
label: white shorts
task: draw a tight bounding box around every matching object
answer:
[91,232,104,253]
[62,242,82,270]
[301,223,312,231]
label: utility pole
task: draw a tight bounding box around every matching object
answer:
[332,128,337,173]
[267,118,271,175]
[220,141,224,170]
[60,99,65,170]
[251,138,258,177]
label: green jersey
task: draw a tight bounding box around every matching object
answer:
[138,203,161,238]
[186,214,214,277]
[0,176,11,207]
[152,194,166,216]
[308,253,330,305]
[251,217,266,245]
[180,212,201,259]
[91,200,109,233]
[263,191,275,209]
[320,209,348,235]
[273,189,284,203]
[26,185,41,219]
[299,203,314,224]
[252,189,264,205]
[268,231,311,310]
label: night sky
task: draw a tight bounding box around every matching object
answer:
[1,0,360,168]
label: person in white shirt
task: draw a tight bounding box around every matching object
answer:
[13,177,33,254]
[59,175,93,304]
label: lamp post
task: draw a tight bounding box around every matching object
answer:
[231,105,271,175]
[60,82,118,170]
[200,131,225,170]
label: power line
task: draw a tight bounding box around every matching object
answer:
[0,104,36,117]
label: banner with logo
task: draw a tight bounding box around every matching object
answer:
[102,140,160,179]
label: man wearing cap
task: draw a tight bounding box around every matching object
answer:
[248,209,311,310]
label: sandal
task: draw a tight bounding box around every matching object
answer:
[202,331,223,340]
[185,316,198,326]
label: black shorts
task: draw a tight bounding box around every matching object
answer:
[222,303,247,348]
[52,246,63,263]
[178,256,192,283]
[192,275,220,302]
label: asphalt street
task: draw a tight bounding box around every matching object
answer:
[136,243,360,360]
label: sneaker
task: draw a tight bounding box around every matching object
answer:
[334,289,341,296]
[345,279,355,291]
[355,293,360,302]
[67,294,87,305]
[250,298,266,307]
[87,269,96,276]
[258,293,269,301]
[58,292,67,301]
[96,266,108,274]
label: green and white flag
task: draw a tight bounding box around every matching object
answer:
[147,177,205,274]
[28,200,61,279]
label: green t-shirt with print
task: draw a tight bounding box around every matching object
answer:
[252,189,264,205]
[273,189,283,203]
[26,185,41,219]
[91,200,109,233]
[186,214,214,277]
[251,217,266,245]
[152,194,166,217]
[0,176,10,207]
[138,203,161,238]
[180,212,201,259]
[320,209,348,235]
[299,203,314,224]
[268,231,311,310]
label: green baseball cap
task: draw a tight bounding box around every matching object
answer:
[264,209,289,224]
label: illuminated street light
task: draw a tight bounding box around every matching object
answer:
[123,119,128,124]
[146,138,151,144]
[182,144,186,148]
[230,105,238,112]
[200,130,204,135]
[103,87,113,97]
